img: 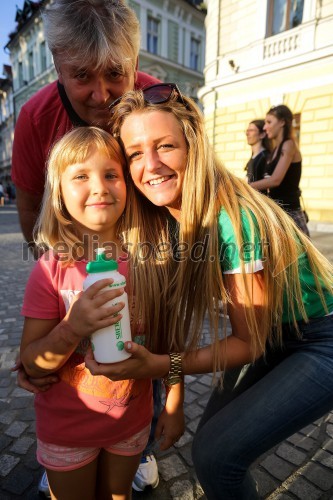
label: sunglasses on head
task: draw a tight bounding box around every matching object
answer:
[109,83,188,111]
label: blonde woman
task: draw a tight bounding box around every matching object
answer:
[85,85,333,499]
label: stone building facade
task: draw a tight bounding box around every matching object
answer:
[0,66,14,182]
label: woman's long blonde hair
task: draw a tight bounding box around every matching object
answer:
[111,91,333,368]
[35,127,126,264]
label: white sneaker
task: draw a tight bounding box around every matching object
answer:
[132,453,159,492]
[38,471,51,498]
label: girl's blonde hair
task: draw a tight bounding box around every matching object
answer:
[35,127,126,264]
[111,91,333,367]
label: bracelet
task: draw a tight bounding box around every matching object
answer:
[163,352,183,386]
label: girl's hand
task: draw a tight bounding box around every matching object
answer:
[84,342,170,380]
[66,278,125,339]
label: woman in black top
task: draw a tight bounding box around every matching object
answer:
[250,105,309,236]
[245,119,270,187]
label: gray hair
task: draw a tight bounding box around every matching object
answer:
[42,0,140,73]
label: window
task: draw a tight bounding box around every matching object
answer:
[0,98,4,124]
[268,0,304,36]
[28,51,34,80]
[18,62,23,87]
[147,16,159,55]
[168,20,179,62]
[190,37,200,71]
[40,41,47,73]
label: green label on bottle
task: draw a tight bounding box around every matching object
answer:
[115,321,122,340]
[109,280,126,288]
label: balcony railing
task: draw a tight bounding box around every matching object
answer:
[264,32,299,59]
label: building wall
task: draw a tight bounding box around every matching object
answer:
[129,0,205,98]
[201,0,333,223]
[9,8,56,119]
[0,77,14,180]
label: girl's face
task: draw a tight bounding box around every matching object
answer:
[264,113,284,140]
[60,149,126,238]
[120,110,188,216]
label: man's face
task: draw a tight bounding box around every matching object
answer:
[56,59,135,129]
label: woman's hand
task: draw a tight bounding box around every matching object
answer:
[155,405,185,450]
[84,342,170,381]
[155,381,185,450]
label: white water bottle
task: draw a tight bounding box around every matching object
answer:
[83,248,132,363]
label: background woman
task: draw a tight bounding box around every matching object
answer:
[85,86,333,499]
[245,119,270,189]
[250,105,309,236]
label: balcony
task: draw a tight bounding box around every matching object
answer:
[263,22,316,64]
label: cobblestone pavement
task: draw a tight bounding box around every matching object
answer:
[1,206,333,499]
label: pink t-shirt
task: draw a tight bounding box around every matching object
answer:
[21,251,152,447]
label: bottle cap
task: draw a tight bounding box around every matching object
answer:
[86,248,118,273]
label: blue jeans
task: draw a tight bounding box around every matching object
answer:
[192,314,333,499]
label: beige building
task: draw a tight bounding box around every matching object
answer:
[200,0,333,225]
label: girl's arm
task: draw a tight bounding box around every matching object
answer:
[85,271,265,379]
[250,139,296,192]
[20,278,125,378]
[20,317,81,378]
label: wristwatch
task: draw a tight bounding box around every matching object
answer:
[163,352,183,386]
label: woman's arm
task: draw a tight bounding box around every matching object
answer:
[155,381,185,450]
[250,140,296,191]
[182,271,264,373]
[85,271,265,379]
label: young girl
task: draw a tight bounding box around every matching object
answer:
[250,104,309,236]
[20,127,183,500]
[86,85,333,499]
